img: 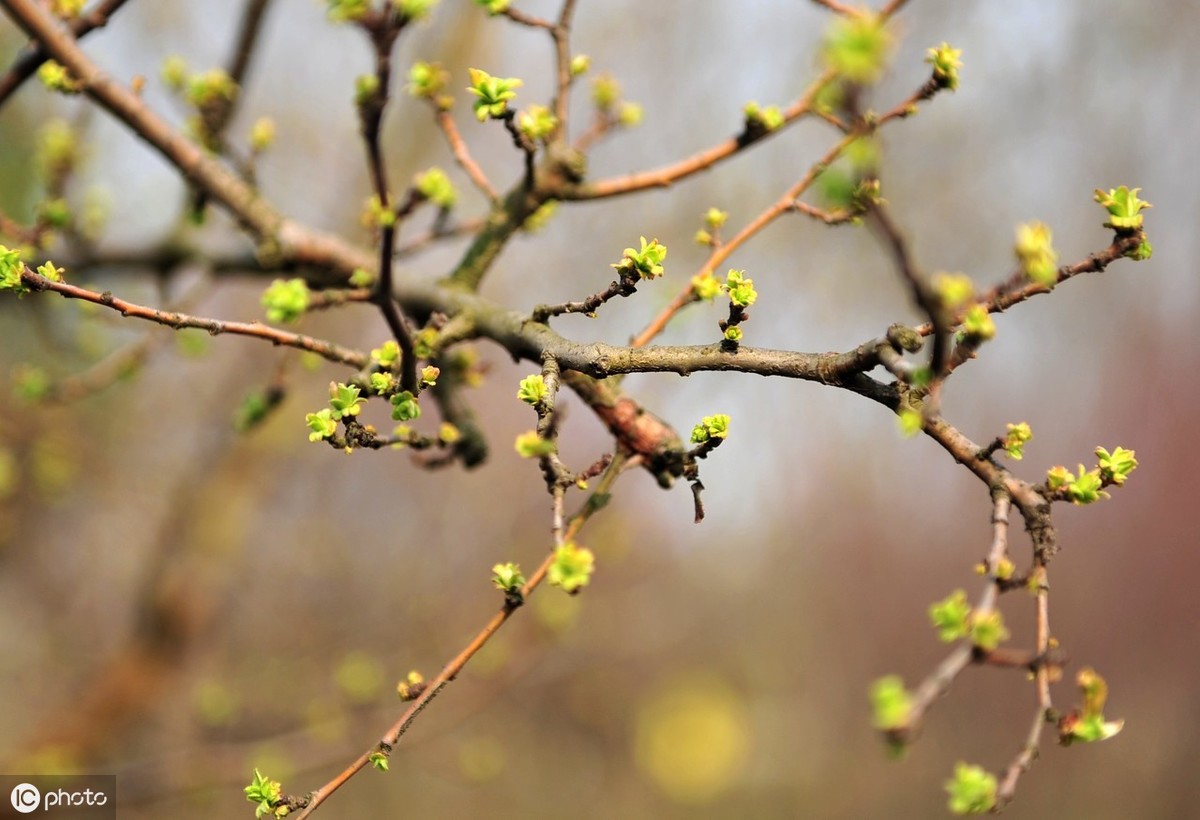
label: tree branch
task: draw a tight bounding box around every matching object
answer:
[0,0,129,108]
[18,264,368,368]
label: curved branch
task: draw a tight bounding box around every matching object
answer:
[559,69,836,200]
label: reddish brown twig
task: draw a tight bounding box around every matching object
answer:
[563,69,837,200]
[18,264,368,367]
[291,452,635,819]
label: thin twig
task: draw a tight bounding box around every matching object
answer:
[996,562,1053,806]
[18,264,368,367]
[562,69,837,200]
[549,0,579,140]
[434,110,499,201]
[810,0,858,14]
[499,5,553,28]
[501,111,537,191]
[358,13,419,393]
[627,128,862,349]
[868,202,949,380]
[900,493,1013,737]
[291,451,630,819]
[39,271,214,403]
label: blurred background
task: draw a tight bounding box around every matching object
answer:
[1,1,1197,817]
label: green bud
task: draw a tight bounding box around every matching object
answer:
[50,0,86,18]
[355,73,380,105]
[244,769,283,818]
[408,61,448,98]
[306,408,337,442]
[724,269,757,307]
[929,589,971,642]
[517,104,558,142]
[1015,221,1059,286]
[514,430,555,458]
[1094,186,1151,232]
[0,245,26,294]
[1060,667,1124,744]
[517,374,549,407]
[249,117,276,152]
[38,60,82,94]
[37,119,78,181]
[466,68,522,121]
[326,0,369,23]
[261,278,310,324]
[186,68,237,108]
[390,391,421,422]
[349,268,375,288]
[925,42,963,90]
[1128,236,1153,261]
[591,74,620,110]
[1095,446,1137,486]
[569,54,590,76]
[704,207,728,230]
[396,669,425,700]
[161,56,188,91]
[474,0,509,14]
[1002,422,1032,460]
[34,260,63,283]
[968,610,1009,651]
[414,167,457,208]
[822,12,892,85]
[617,101,643,127]
[612,236,667,280]
[960,303,995,342]
[1045,465,1071,490]
[690,413,730,444]
[36,197,70,229]
[413,327,438,359]
[393,0,438,21]
[366,195,397,229]
[1066,464,1107,505]
[372,340,402,369]
[896,407,923,438]
[869,675,911,731]
[370,372,397,395]
[944,762,997,815]
[932,272,974,310]
[491,562,526,592]
[742,101,783,132]
[328,382,365,419]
